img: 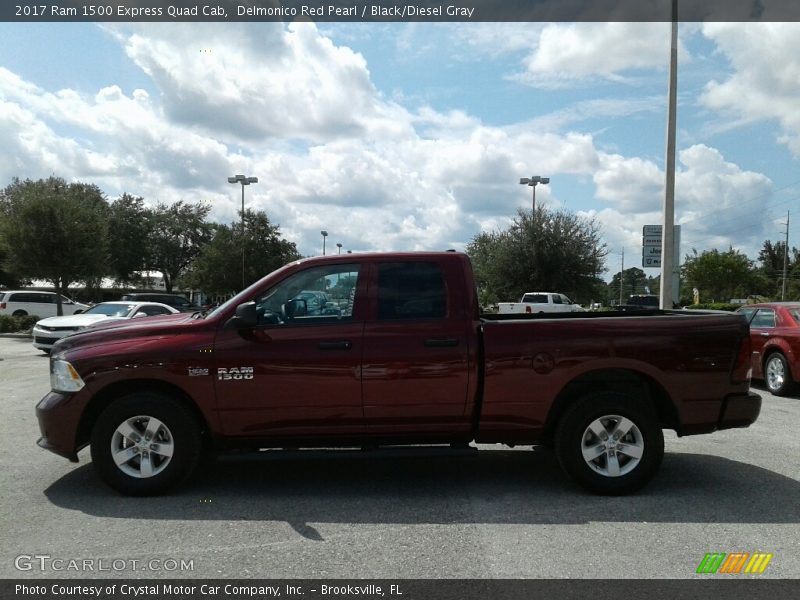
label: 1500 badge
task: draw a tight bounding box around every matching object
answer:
[217,367,255,381]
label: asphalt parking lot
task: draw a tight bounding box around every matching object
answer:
[0,335,798,580]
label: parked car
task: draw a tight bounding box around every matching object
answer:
[37,252,759,496]
[616,294,661,311]
[120,293,200,312]
[735,302,800,395]
[32,301,179,352]
[497,292,585,314]
[0,290,88,318]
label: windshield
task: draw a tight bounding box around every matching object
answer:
[83,303,135,317]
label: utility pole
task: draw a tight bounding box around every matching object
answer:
[782,210,790,301]
[619,249,625,306]
[660,0,678,310]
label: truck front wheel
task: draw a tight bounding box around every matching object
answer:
[554,392,664,495]
[90,393,202,496]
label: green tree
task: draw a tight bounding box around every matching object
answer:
[181,209,300,295]
[466,206,607,305]
[108,193,153,283]
[607,267,649,304]
[682,247,756,303]
[147,201,213,293]
[0,241,24,288]
[0,177,108,315]
[756,239,800,299]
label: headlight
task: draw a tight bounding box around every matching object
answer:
[50,359,85,393]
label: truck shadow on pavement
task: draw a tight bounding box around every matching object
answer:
[44,448,800,540]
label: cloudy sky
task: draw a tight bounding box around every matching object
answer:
[1,20,799,279]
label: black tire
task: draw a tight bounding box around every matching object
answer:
[90,392,202,496]
[12,310,27,317]
[554,392,664,495]
[764,352,794,396]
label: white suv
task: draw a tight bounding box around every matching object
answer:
[0,291,89,318]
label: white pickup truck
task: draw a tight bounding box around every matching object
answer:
[497,292,585,314]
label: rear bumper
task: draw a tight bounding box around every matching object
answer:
[717,392,762,430]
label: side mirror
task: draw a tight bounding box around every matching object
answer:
[73,310,83,315]
[224,301,258,330]
[132,312,148,319]
[284,298,307,319]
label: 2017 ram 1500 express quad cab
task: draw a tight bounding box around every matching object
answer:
[37,252,760,496]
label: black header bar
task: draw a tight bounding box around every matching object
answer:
[4,0,800,23]
[3,579,800,600]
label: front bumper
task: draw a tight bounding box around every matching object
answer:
[32,327,73,351]
[35,391,83,462]
[717,391,762,430]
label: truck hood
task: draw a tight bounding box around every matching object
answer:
[51,312,200,356]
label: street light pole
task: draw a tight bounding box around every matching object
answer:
[227,174,258,290]
[336,243,342,255]
[519,176,550,213]
[321,230,328,255]
[660,0,678,310]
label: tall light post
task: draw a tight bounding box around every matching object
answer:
[227,174,258,290]
[519,175,549,213]
[336,242,342,255]
[660,0,678,310]
[321,230,328,255]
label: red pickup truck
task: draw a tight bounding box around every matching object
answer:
[36,252,760,496]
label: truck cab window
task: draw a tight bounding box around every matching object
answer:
[254,264,360,326]
[377,262,447,320]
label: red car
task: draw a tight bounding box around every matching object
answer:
[736,302,800,395]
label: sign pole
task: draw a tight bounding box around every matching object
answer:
[660,1,678,309]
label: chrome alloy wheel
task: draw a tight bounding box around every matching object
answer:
[580,415,644,477]
[110,415,175,478]
[766,356,786,392]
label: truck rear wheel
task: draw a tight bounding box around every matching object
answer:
[554,392,664,495]
[90,392,201,496]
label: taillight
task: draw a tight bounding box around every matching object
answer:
[731,333,753,384]
[525,306,531,314]
[0,302,5,309]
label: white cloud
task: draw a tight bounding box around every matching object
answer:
[113,22,412,144]
[593,153,663,212]
[590,144,773,270]
[701,23,800,157]
[517,23,678,88]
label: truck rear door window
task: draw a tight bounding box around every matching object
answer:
[377,262,447,320]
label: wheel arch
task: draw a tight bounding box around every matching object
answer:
[76,379,211,451]
[543,368,678,442]
[762,345,795,379]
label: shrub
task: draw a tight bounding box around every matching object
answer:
[684,303,740,312]
[0,314,38,333]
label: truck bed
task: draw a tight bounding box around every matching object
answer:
[476,309,750,443]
